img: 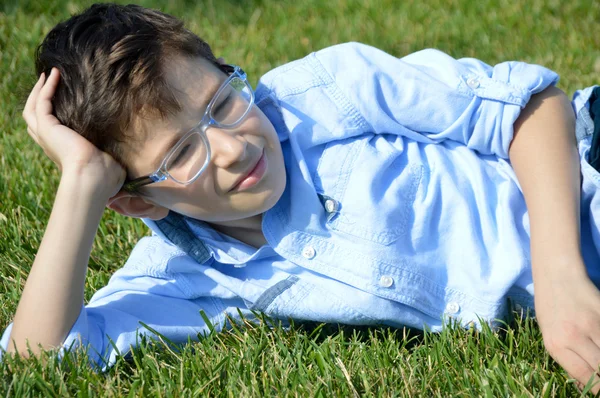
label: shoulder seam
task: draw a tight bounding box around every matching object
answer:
[307,52,372,131]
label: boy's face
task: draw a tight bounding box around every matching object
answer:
[117,56,286,223]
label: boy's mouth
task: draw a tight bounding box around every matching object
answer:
[229,149,267,192]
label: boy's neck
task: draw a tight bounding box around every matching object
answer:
[208,213,267,249]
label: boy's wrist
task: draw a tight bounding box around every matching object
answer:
[60,166,122,202]
[531,251,589,284]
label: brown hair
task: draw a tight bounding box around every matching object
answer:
[35,3,220,167]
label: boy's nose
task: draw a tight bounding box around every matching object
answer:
[206,127,248,169]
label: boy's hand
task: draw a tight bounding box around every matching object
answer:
[535,261,600,392]
[23,68,125,199]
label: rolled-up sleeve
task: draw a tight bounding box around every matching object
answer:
[314,42,559,159]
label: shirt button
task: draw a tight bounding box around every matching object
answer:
[324,199,338,213]
[379,275,394,288]
[302,246,316,259]
[445,302,460,315]
[466,77,480,89]
[514,303,523,313]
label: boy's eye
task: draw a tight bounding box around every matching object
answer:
[212,95,230,116]
[211,93,233,120]
[170,144,191,167]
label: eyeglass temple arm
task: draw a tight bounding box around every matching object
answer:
[218,64,236,75]
[122,176,156,192]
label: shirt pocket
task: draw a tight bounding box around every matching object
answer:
[316,134,425,246]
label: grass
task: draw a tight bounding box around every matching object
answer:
[0,316,580,397]
[0,0,599,396]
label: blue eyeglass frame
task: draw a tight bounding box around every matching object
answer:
[122,64,254,193]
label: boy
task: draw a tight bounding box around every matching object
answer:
[3,2,600,391]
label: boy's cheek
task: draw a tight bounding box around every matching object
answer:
[248,106,277,132]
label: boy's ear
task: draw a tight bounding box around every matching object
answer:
[107,191,169,220]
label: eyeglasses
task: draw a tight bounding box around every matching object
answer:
[122,64,254,193]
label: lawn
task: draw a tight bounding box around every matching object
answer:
[1,0,600,396]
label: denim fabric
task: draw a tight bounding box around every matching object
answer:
[571,85,600,286]
[586,87,600,171]
[6,43,590,370]
[153,212,211,264]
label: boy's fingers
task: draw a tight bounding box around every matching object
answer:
[560,349,600,393]
[23,73,45,128]
[24,73,45,115]
[574,338,600,379]
[36,68,60,120]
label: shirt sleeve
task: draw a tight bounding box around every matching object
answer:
[0,266,238,371]
[313,42,559,159]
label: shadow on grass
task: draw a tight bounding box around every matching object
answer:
[292,319,425,349]
[96,308,543,373]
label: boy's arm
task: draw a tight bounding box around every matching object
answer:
[8,174,108,354]
[7,69,125,355]
[509,86,600,391]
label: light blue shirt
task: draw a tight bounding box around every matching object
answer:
[6,42,600,370]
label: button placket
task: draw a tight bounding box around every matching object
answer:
[324,198,340,222]
[324,199,338,213]
[317,193,340,223]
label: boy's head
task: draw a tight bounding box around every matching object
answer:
[37,3,286,223]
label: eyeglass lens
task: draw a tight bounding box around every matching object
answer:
[164,76,252,184]
[165,132,208,184]
[210,77,253,126]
